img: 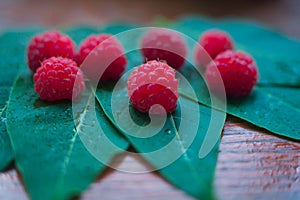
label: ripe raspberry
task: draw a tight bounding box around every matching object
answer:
[34,57,85,101]
[195,29,234,70]
[205,50,258,98]
[127,60,178,113]
[76,34,127,82]
[141,28,187,70]
[27,31,76,72]
[76,34,111,65]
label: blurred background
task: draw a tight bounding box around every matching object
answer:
[0,0,299,38]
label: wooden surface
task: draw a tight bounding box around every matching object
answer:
[0,0,300,199]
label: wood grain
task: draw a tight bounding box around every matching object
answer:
[0,0,300,199]
[1,118,299,200]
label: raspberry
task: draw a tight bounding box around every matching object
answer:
[76,34,111,65]
[195,29,234,69]
[76,34,127,82]
[141,28,187,70]
[34,57,85,101]
[27,31,76,72]
[205,50,258,98]
[127,60,178,113]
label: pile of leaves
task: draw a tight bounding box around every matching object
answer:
[0,17,299,200]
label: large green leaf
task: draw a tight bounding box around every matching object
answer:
[173,17,300,86]
[6,72,129,200]
[171,17,300,140]
[0,30,42,171]
[259,86,300,108]
[0,105,12,171]
[64,26,100,45]
[95,69,224,200]
[85,23,224,199]
[178,61,300,140]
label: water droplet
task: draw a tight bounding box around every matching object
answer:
[183,149,196,161]
[1,117,6,123]
[164,129,173,135]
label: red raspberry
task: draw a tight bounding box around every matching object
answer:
[195,29,234,70]
[27,31,76,72]
[34,57,85,101]
[127,60,178,113]
[205,50,258,98]
[141,28,187,70]
[76,34,111,65]
[76,34,127,82]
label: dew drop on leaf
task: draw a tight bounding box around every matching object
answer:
[182,149,196,161]
[164,129,173,135]
[0,117,6,123]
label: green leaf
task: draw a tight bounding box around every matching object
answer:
[95,74,224,199]
[6,72,129,200]
[171,17,300,140]
[226,87,300,139]
[179,60,300,140]
[0,105,12,171]
[0,30,42,171]
[218,22,300,86]
[90,23,224,199]
[173,17,300,86]
[259,86,300,108]
[64,26,101,45]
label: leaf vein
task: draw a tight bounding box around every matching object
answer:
[169,114,203,183]
[57,92,94,191]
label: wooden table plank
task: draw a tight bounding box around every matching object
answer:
[215,118,300,200]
